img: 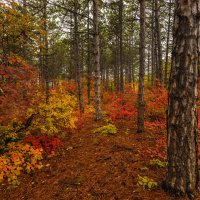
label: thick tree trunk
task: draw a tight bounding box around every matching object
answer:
[163,1,199,198]
[93,0,102,121]
[137,0,145,133]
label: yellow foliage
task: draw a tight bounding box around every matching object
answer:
[28,85,78,135]
[0,125,18,151]
[0,143,43,186]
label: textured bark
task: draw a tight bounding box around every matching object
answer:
[155,30,159,79]
[119,0,124,92]
[147,45,150,82]
[163,0,199,197]
[151,0,155,86]
[43,0,50,103]
[137,0,145,133]
[87,3,92,105]
[74,0,84,113]
[164,0,172,85]
[114,35,120,92]
[93,0,102,121]
[155,0,163,84]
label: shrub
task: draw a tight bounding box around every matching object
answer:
[23,135,64,154]
[0,125,18,152]
[0,54,39,126]
[93,124,117,135]
[0,143,43,186]
[105,93,136,122]
[138,175,158,190]
[27,85,78,135]
[149,159,167,168]
[143,138,166,161]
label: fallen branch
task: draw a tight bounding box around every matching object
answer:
[111,145,136,153]
[16,113,38,133]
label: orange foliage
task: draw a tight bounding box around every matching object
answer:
[0,55,40,125]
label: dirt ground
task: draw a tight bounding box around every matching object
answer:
[0,118,194,200]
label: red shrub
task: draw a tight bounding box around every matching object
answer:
[23,135,64,154]
[143,138,166,161]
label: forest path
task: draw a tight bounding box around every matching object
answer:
[0,119,187,200]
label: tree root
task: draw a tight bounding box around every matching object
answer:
[162,181,196,200]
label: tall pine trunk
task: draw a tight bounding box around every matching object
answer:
[163,0,199,197]
[119,0,124,92]
[164,0,172,85]
[137,0,145,133]
[151,0,155,86]
[93,0,102,121]
[43,0,49,103]
[155,0,162,84]
[87,2,92,105]
[74,0,84,113]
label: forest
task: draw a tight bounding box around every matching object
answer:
[0,0,199,199]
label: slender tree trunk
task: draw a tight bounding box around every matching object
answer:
[87,2,92,105]
[74,0,84,113]
[137,0,145,133]
[128,37,132,84]
[155,0,162,84]
[119,0,124,92]
[155,31,159,80]
[39,35,44,86]
[43,0,50,103]
[115,35,120,92]
[163,1,199,197]
[151,0,155,86]
[164,0,172,85]
[93,0,102,121]
[147,45,150,82]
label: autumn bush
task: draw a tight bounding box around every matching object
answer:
[92,124,117,135]
[23,135,64,155]
[104,87,137,122]
[145,86,167,121]
[27,83,78,135]
[0,55,40,126]
[143,138,166,161]
[0,143,43,186]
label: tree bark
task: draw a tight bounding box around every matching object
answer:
[155,0,163,84]
[119,0,124,92]
[163,0,199,197]
[137,0,145,133]
[87,2,92,105]
[93,0,102,121]
[164,0,172,85]
[147,45,150,82]
[74,0,84,113]
[151,0,155,86]
[43,0,50,103]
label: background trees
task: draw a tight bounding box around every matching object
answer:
[1,0,200,199]
[0,0,173,92]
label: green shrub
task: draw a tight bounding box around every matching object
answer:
[93,124,117,135]
[149,159,167,168]
[138,175,158,190]
[0,126,18,152]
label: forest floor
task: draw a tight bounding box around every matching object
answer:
[0,115,191,200]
